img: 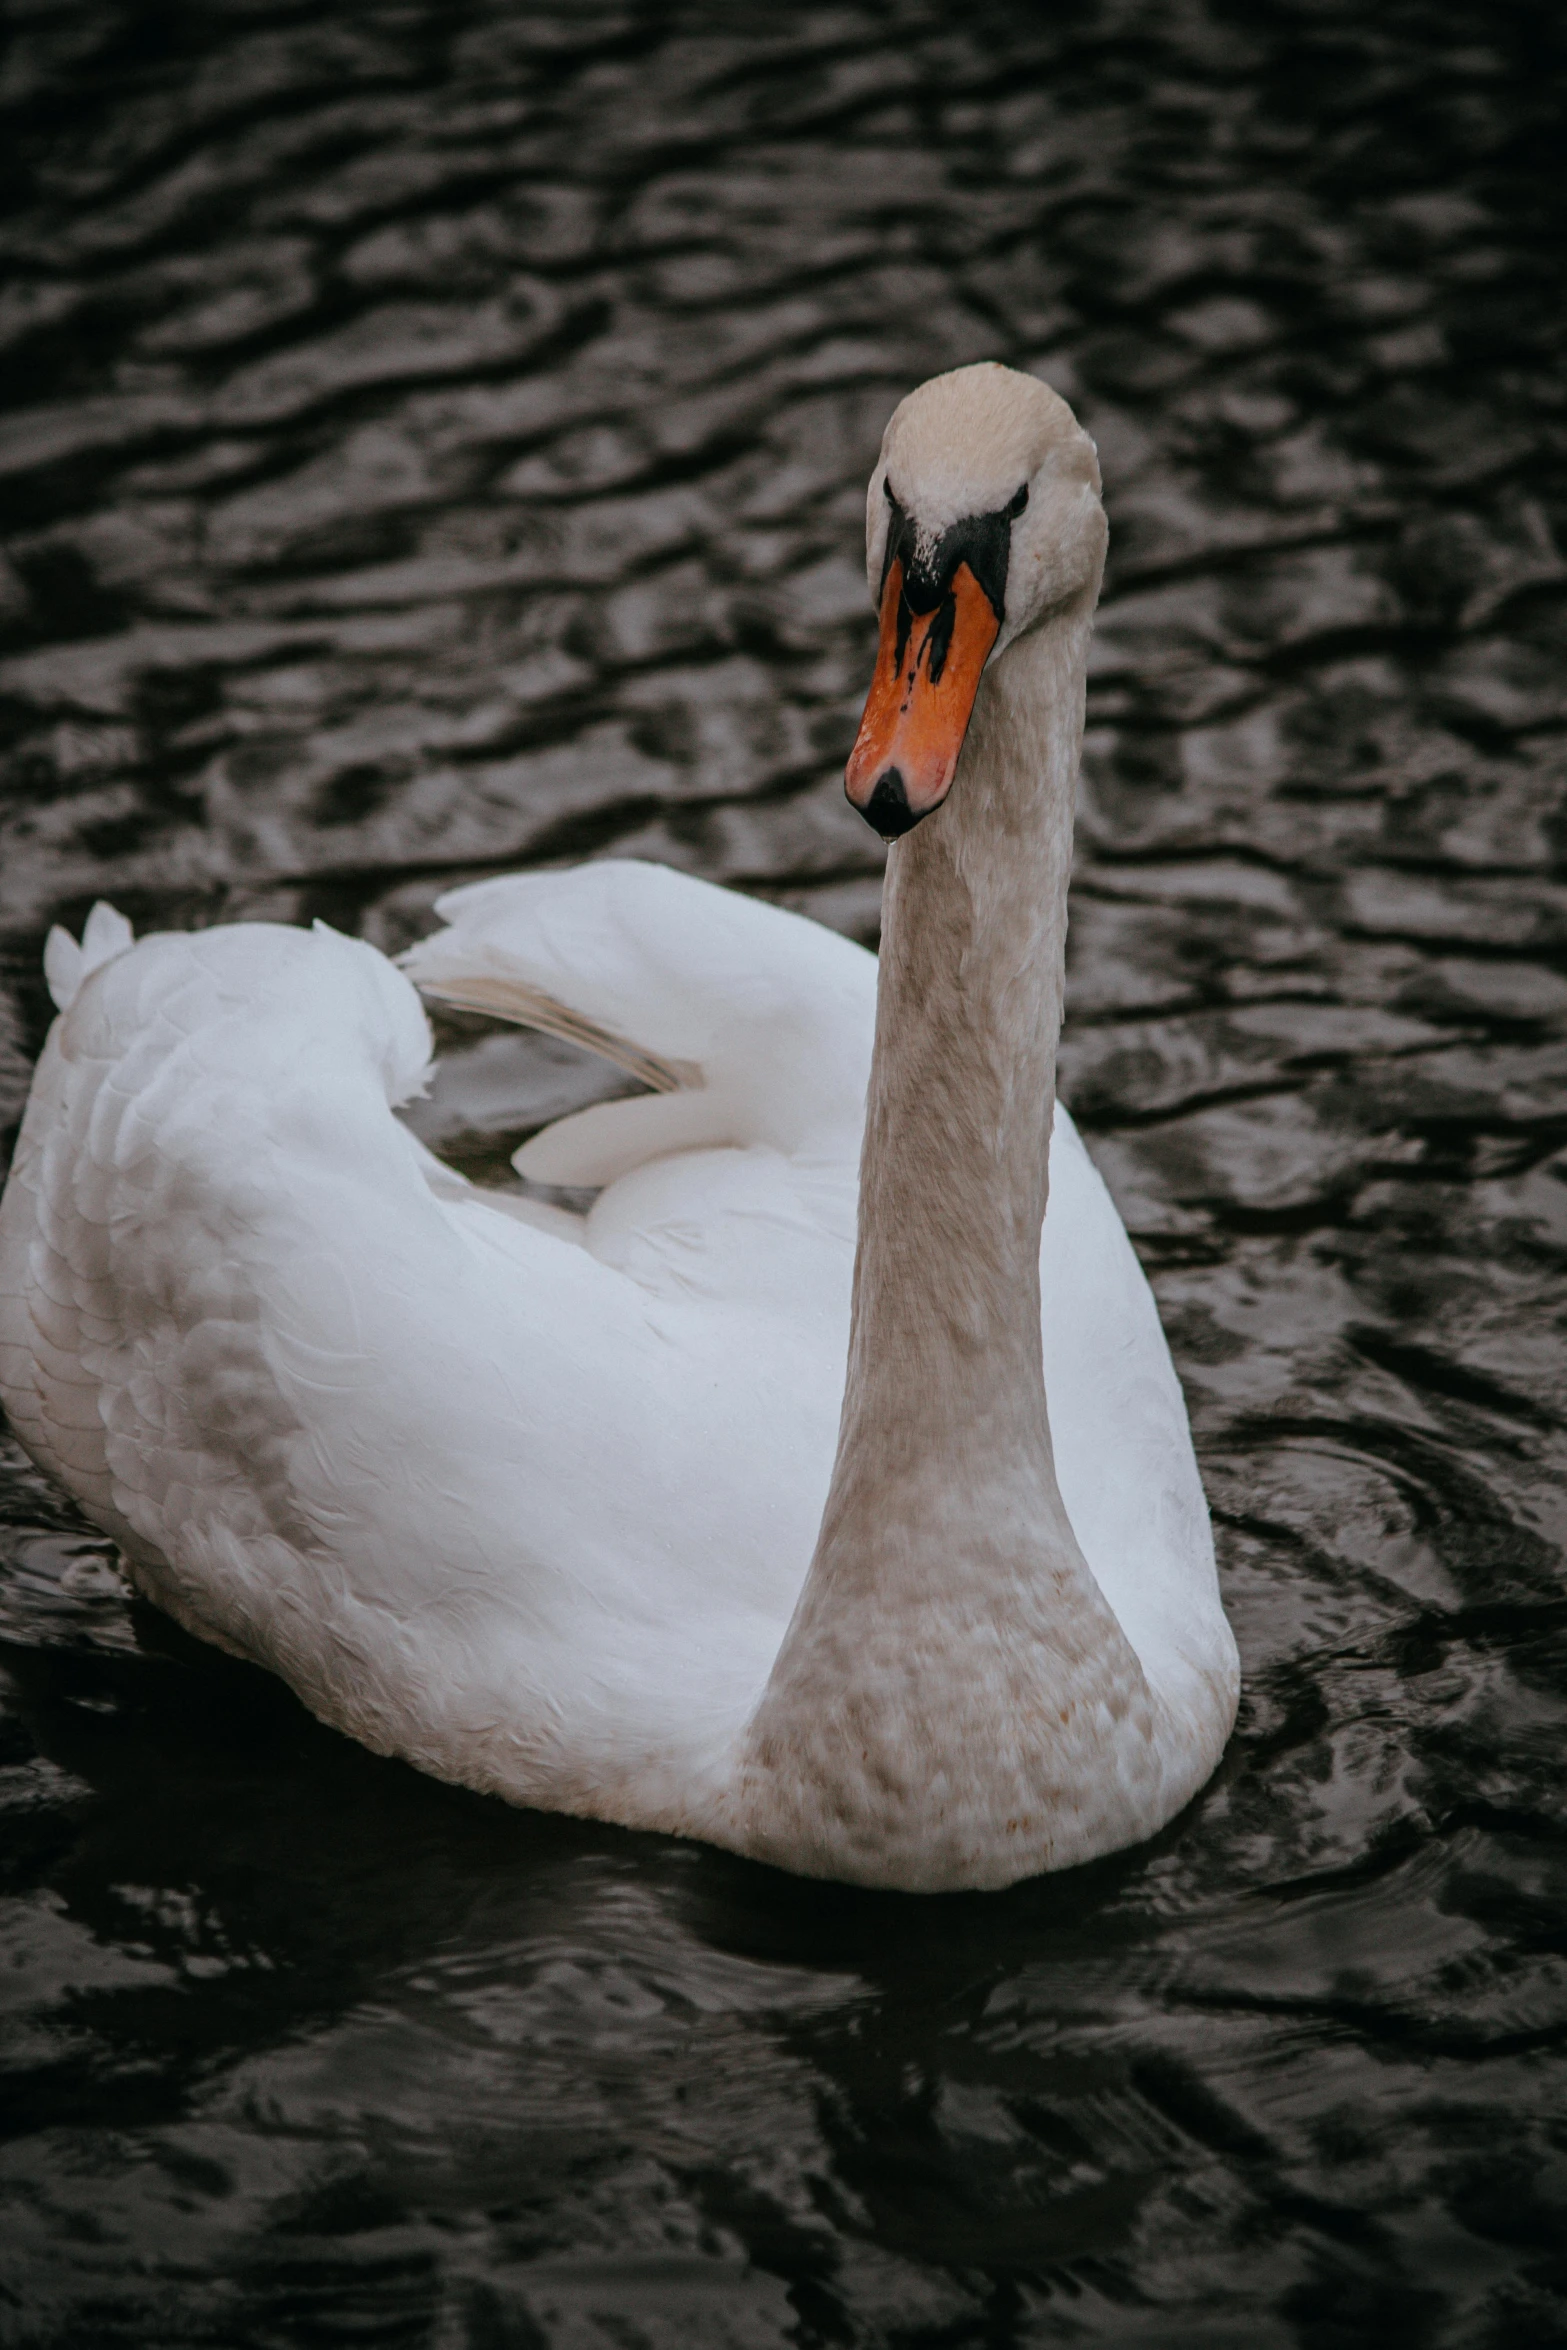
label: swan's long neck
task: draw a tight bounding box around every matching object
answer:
[735,591,1165,1890]
[846,614,1081,1493]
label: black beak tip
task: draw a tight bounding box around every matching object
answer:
[855,768,924,841]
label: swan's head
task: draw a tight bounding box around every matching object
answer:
[846,362,1106,839]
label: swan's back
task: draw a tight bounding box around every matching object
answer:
[0,909,843,1824]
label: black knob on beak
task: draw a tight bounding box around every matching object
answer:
[859,769,923,841]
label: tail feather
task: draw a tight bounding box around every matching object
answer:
[44,902,135,1013]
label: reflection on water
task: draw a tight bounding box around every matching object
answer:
[2,2,1566,2341]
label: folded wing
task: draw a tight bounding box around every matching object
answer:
[400,861,875,1185]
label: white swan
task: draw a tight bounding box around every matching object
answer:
[0,364,1237,1890]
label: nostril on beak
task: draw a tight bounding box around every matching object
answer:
[859,769,923,841]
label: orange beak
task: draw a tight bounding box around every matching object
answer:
[845,555,1001,838]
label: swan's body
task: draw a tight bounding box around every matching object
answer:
[0,367,1237,1888]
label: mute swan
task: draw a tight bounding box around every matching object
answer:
[0,364,1237,1890]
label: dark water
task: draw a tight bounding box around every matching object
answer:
[3,2,1566,2341]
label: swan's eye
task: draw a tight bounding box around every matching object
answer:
[1006,483,1029,518]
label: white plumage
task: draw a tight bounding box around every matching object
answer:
[0,366,1237,1888]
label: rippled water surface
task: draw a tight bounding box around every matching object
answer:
[3,3,1567,2342]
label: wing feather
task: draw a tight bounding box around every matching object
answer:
[400,861,875,1182]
